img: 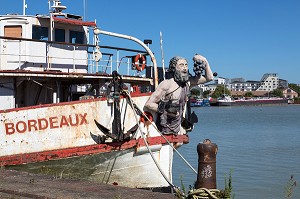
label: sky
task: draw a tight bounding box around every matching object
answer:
[2,0,300,84]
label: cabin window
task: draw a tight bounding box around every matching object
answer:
[32,25,48,41]
[69,30,84,44]
[55,28,65,42]
[4,25,22,38]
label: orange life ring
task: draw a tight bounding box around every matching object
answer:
[134,54,146,71]
[140,111,153,124]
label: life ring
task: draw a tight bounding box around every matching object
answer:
[140,111,153,124]
[134,54,146,71]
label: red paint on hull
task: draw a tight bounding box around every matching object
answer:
[0,135,189,166]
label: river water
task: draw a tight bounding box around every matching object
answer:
[173,105,300,199]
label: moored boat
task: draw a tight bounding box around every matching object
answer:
[209,94,234,106]
[0,0,190,191]
[190,97,210,107]
[210,95,288,106]
[233,97,288,106]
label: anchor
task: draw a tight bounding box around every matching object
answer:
[94,71,137,142]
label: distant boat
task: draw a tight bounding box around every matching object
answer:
[210,95,288,106]
[190,97,210,107]
[209,95,233,106]
[233,97,289,106]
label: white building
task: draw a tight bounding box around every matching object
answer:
[256,73,279,91]
[200,73,283,94]
[230,80,260,91]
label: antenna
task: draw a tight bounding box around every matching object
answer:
[51,0,67,14]
[83,0,87,20]
[160,31,166,80]
[23,0,27,15]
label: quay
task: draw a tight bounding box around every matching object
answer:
[0,170,176,199]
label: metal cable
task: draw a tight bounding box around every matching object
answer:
[123,90,221,198]
[123,90,197,174]
[125,91,179,192]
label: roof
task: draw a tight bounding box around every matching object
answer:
[52,16,96,27]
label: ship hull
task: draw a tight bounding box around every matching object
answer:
[1,97,188,189]
[5,143,176,189]
[210,98,288,106]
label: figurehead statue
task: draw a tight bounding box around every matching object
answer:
[144,54,215,135]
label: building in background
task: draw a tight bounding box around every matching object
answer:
[282,87,299,99]
[278,79,288,88]
[199,73,292,97]
[230,80,260,92]
[256,73,279,91]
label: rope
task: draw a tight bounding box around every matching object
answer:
[125,91,180,193]
[123,90,197,174]
[188,188,220,199]
[123,90,221,199]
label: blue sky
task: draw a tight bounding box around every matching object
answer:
[2,0,300,83]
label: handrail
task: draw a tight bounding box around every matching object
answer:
[0,36,148,54]
[97,30,158,88]
[0,36,154,76]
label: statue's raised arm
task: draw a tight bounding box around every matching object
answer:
[189,54,214,87]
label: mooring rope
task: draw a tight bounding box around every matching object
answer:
[125,91,179,192]
[123,90,222,199]
[123,90,197,174]
[188,188,220,199]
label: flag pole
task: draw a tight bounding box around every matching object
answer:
[160,31,166,80]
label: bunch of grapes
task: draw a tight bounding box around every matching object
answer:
[193,60,206,76]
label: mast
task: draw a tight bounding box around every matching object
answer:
[23,0,27,15]
[160,31,166,80]
[83,0,87,20]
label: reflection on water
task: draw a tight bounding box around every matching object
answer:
[173,105,300,199]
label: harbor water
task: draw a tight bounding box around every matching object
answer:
[173,105,300,199]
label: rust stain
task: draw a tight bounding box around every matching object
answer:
[204,154,209,162]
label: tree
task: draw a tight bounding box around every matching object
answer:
[203,90,211,98]
[244,92,253,97]
[190,87,202,97]
[270,89,283,98]
[211,85,231,98]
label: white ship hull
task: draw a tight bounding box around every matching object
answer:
[1,97,188,189]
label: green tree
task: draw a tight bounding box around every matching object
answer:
[244,92,253,97]
[190,87,201,96]
[203,90,211,98]
[271,89,283,98]
[211,85,231,98]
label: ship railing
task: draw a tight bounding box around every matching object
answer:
[87,45,151,77]
[0,36,153,77]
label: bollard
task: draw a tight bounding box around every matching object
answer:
[195,139,218,189]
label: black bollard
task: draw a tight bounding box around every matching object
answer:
[195,139,218,189]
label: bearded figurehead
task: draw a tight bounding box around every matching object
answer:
[168,56,189,84]
[144,54,215,135]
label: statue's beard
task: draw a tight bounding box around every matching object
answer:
[174,70,189,83]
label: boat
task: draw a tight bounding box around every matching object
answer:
[209,94,234,106]
[0,0,190,191]
[190,97,210,107]
[233,97,288,106]
[210,95,288,106]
